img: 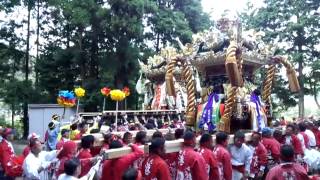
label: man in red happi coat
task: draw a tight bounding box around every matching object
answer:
[283,124,304,156]
[297,122,310,151]
[56,129,70,150]
[133,131,148,169]
[249,132,268,179]
[261,127,281,167]
[213,132,232,180]
[140,137,171,180]
[199,133,219,180]
[101,140,144,180]
[77,135,95,177]
[176,131,208,180]
[0,128,24,178]
[74,122,89,140]
[311,122,320,148]
[266,145,309,180]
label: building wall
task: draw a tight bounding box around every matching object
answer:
[28,104,76,140]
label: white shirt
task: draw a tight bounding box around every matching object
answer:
[58,161,100,180]
[297,133,306,151]
[23,150,57,180]
[229,144,253,173]
[305,129,316,147]
[58,174,79,180]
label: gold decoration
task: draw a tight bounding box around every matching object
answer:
[219,86,237,133]
[183,64,196,126]
[262,65,276,102]
[225,41,242,87]
[165,59,177,96]
[279,57,300,92]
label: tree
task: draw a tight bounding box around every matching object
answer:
[145,0,211,51]
[240,0,320,117]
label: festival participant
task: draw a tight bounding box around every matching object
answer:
[23,137,59,180]
[77,135,94,177]
[101,140,144,180]
[261,127,281,167]
[163,131,178,180]
[46,121,61,150]
[52,114,60,124]
[69,123,80,141]
[199,133,219,180]
[123,132,133,146]
[58,158,99,180]
[74,122,89,140]
[133,131,147,168]
[56,129,70,150]
[266,145,309,180]
[135,131,147,145]
[101,133,114,151]
[283,124,304,156]
[23,133,40,157]
[78,135,94,159]
[280,117,287,126]
[297,122,309,152]
[176,131,208,180]
[140,137,171,180]
[55,141,78,177]
[273,129,284,144]
[305,121,317,148]
[311,121,320,148]
[122,168,142,180]
[174,128,184,139]
[0,128,24,178]
[249,132,268,179]
[229,130,252,180]
[152,131,163,139]
[213,132,232,180]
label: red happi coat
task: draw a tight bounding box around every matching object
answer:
[250,143,268,175]
[0,139,24,177]
[283,135,304,155]
[261,137,281,164]
[198,146,220,180]
[299,132,310,149]
[213,145,232,180]
[312,128,320,148]
[310,175,320,180]
[164,152,178,180]
[74,132,85,140]
[133,143,147,169]
[22,146,30,157]
[77,148,93,177]
[266,163,309,180]
[140,154,171,180]
[176,146,208,180]
[101,144,144,180]
[56,138,69,150]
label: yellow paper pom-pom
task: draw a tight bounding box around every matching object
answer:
[75,87,85,98]
[110,89,126,101]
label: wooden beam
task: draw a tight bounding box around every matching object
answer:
[75,128,176,147]
[104,133,253,159]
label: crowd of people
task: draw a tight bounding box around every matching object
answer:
[0,115,320,180]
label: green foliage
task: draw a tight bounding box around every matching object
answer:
[241,0,320,114]
[0,0,211,134]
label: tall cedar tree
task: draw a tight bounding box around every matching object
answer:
[241,0,320,116]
